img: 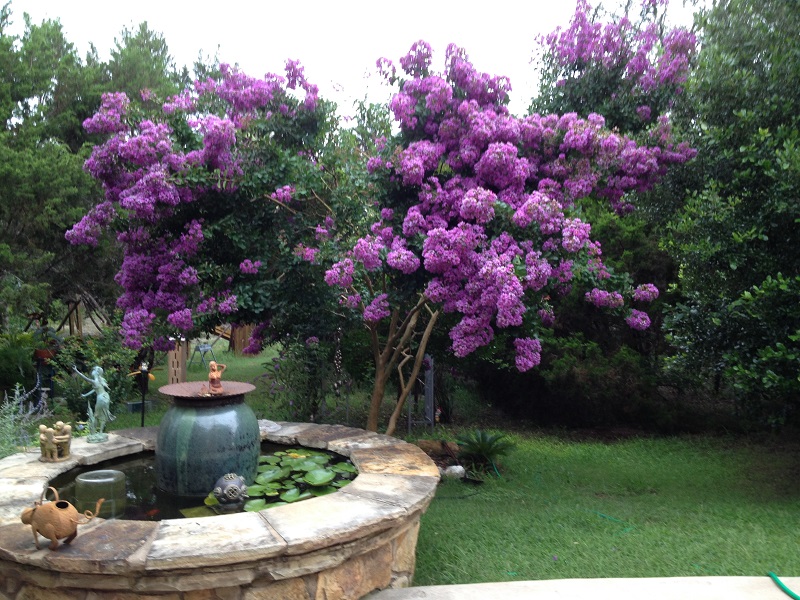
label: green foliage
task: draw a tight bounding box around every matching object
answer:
[0,332,36,393]
[0,381,52,458]
[663,0,800,414]
[263,337,337,422]
[456,429,515,473]
[240,447,354,510]
[50,326,138,418]
[108,22,181,101]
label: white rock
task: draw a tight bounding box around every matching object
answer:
[442,465,466,479]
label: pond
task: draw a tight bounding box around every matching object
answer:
[49,442,358,520]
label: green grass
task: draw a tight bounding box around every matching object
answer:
[414,433,800,584]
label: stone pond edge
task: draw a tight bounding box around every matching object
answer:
[0,421,440,598]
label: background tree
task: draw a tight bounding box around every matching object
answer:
[663,0,800,423]
[322,41,694,434]
[67,61,364,355]
[108,22,182,101]
[473,0,699,427]
[0,5,108,331]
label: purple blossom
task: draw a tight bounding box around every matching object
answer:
[633,283,659,302]
[167,308,194,331]
[459,187,496,224]
[325,259,355,288]
[239,259,262,274]
[353,236,384,271]
[585,288,625,308]
[626,309,652,330]
[295,245,319,263]
[363,293,390,323]
[514,337,542,372]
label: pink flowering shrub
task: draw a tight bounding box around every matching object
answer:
[68,62,324,350]
[325,40,693,374]
[534,0,697,134]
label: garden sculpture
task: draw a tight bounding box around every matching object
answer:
[38,421,72,462]
[20,487,104,550]
[73,365,114,442]
[54,421,72,458]
[212,473,248,511]
[207,361,227,395]
[38,425,57,461]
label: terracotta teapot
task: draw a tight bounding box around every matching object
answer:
[20,486,104,550]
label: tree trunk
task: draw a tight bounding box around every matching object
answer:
[366,361,388,432]
[384,310,439,436]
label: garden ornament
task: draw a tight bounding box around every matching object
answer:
[207,361,227,395]
[73,365,114,442]
[39,421,72,461]
[20,487,104,551]
[212,473,248,511]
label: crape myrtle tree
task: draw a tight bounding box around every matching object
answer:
[67,61,349,352]
[522,0,698,422]
[320,40,695,434]
[532,0,697,135]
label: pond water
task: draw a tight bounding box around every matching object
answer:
[49,442,357,521]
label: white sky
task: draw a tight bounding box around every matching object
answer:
[6,0,580,116]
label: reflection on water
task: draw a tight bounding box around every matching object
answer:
[50,453,204,521]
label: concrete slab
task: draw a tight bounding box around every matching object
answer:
[366,576,800,600]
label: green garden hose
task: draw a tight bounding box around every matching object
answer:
[769,572,800,600]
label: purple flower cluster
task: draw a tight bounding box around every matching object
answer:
[633,283,659,302]
[585,288,625,308]
[71,60,323,348]
[239,259,262,274]
[514,337,542,372]
[542,0,696,95]
[625,309,651,330]
[363,293,390,323]
[325,41,693,370]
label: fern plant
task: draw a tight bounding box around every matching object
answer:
[456,429,515,475]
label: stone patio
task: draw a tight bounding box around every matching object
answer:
[0,422,439,599]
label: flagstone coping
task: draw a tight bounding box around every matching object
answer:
[0,421,439,599]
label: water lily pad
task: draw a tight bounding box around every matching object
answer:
[280,487,301,502]
[204,493,219,506]
[181,505,217,518]
[256,467,291,484]
[244,498,268,512]
[259,455,281,464]
[247,484,266,497]
[304,468,336,486]
[309,485,338,496]
[332,462,357,473]
[331,480,351,488]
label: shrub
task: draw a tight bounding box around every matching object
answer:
[456,429,515,475]
[0,382,53,458]
[50,325,138,418]
[0,333,36,394]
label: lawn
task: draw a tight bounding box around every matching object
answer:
[413,433,800,584]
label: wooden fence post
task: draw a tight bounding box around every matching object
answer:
[168,339,188,384]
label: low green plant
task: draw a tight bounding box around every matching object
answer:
[0,381,53,458]
[456,429,515,474]
[203,447,356,512]
[264,337,337,422]
[0,332,36,393]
